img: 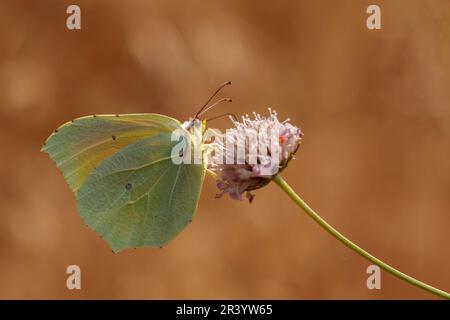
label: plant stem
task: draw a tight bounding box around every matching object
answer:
[273,174,450,299]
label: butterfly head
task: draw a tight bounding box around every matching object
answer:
[181,81,233,135]
[182,117,205,132]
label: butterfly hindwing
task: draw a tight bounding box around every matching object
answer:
[76,133,205,252]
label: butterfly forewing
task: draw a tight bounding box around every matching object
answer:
[41,113,182,193]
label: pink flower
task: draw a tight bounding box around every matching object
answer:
[206,109,303,202]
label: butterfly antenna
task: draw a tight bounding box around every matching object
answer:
[195,81,232,119]
[197,98,233,118]
[205,112,239,123]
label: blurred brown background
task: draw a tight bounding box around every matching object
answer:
[0,0,449,299]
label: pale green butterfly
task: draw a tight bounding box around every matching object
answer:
[42,82,232,252]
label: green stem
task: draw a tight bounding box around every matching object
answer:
[273,175,450,299]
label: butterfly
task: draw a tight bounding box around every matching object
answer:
[42,82,232,252]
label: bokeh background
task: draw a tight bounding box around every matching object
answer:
[0,0,449,299]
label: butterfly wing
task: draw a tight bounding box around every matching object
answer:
[43,114,205,251]
[42,114,182,193]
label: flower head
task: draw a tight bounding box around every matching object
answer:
[206,108,303,202]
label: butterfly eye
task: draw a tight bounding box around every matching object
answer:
[125,183,133,191]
